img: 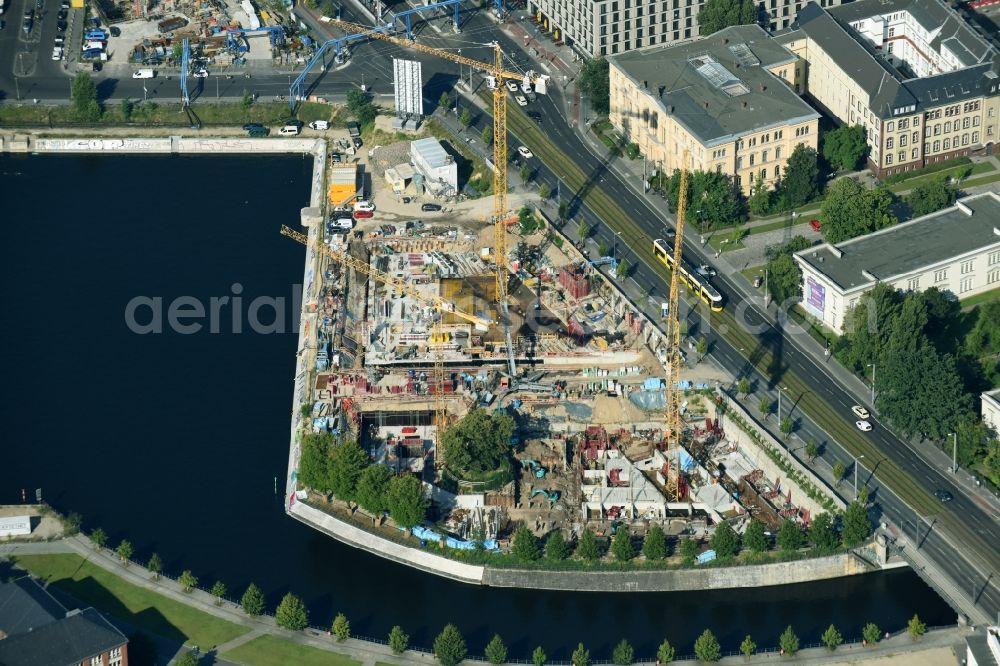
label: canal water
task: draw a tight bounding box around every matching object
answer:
[0,154,954,658]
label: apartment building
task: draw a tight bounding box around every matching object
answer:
[528,0,843,57]
[778,0,1000,179]
[607,24,820,194]
[794,192,1000,333]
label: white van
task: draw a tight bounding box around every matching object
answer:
[85,40,105,51]
[132,69,155,79]
[278,125,301,136]
[331,218,353,230]
[308,120,329,130]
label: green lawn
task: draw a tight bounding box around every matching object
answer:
[960,171,1000,190]
[706,227,746,252]
[961,285,1000,310]
[14,554,248,648]
[224,635,362,666]
[887,162,995,194]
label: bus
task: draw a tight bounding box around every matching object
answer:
[652,238,724,312]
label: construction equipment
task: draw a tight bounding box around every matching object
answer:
[326,19,549,386]
[663,149,690,501]
[281,225,491,465]
[180,38,191,108]
[224,26,286,54]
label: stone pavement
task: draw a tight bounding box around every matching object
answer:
[0,537,973,666]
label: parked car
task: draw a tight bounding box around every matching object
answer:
[278,125,301,136]
[284,118,304,128]
[109,26,121,37]
[331,152,343,163]
[851,405,870,419]
[527,111,542,124]
[53,35,64,46]
[329,218,353,230]
[934,489,953,502]
[56,20,67,32]
[809,219,821,232]
[247,127,270,137]
[193,69,208,78]
[753,275,762,288]
[60,0,69,8]
[515,95,528,107]
[57,8,67,19]
[517,146,533,159]
[81,47,102,58]
[242,123,265,131]
[132,68,155,79]
[308,120,329,130]
[91,61,102,71]
[353,209,374,219]
[855,420,872,432]
[505,80,518,92]
[51,47,62,60]
[421,203,442,212]
[354,200,375,212]
[22,17,31,33]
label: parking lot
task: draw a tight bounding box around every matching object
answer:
[9,0,83,79]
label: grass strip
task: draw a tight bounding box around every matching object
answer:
[13,553,248,647]
[961,171,1000,190]
[960,285,1000,310]
[887,162,994,194]
[224,635,362,666]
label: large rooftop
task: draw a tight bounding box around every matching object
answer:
[795,192,1000,292]
[608,24,819,145]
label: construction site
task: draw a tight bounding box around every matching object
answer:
[287,25,837,567]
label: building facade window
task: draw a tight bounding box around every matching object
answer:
[961,277,974,293]
[990,270,1000,285]
[962,260,975,274]
[907,277,919,290]
[935,268,948,282]
[990,251,1000,266]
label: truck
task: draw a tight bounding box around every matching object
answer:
[346,121,362,148]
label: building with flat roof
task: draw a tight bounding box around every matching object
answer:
[777,0,1000,179]
[608,24,820,194]
[411,138,458,197]
[528,0,845,58]
[794,191,1000,333]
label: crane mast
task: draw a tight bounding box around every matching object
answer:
[663,150,689,500]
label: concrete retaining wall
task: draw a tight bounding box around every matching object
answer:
[482,552,872,591]
[28,136,320,153]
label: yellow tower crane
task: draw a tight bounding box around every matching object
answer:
[662,150,690,501]
[328,19,548,383]
[281,225,491,465]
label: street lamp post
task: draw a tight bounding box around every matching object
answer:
[613,230,622,258]
[854,454,866,501]
[951,432,957,473]
[867,363,876,403]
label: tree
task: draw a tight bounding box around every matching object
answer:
[512,526,541,561]
[697,0,756,34]
[748,172,771,216]
[821,624,843,651]
[70,72,101,122]
[578,220,591,239]
[642,524,667,560]
[175,650,199,666]
[386,474,428,528]
[459,107,473,128]
[299,432,333,493]
[656,639,676,663]
[332,612,350,641]
[116,539,133,563]
[780,416,794,437]
[666,169,746,229]
[241,582,266,617]
[579,58,610,115]
[737,377,751,398]
[611,527,634,562]
[740,635,757,660]
[765,254,804,304]
[442,409,514,475]
[558,200,569,221]
[90,527,107,549]
[744,519,767,553]
[832,461,846,486]
[612,639,634,666]
[907,614,926,641]
[355,464,392,516]
[519,164,533,185]
[758,396,771,416]
[241,89,254,112]
[439,91,451,110]
[481,126,493,145]
[615,258,630,279]
[905,179,956,218]
[679,537,700,564]
[120,98,134,121]
[822,125,867,171]
[805,440,819,462]
[571,642,590,666]
[986,438,1000,487]
[576,527,601,561]
[779,626,799,656]
[711,522,738,558]
[485,634,508,665]
[862,622,881,646]
[147,553,163,580]
[694,629,721,663]
[779,145,820,209]
[178,570,198,593]
[434,624,467,666]
[877,348,971,441]
[776,518,803,552]
[346,89,369,115]
[532,646,547,666]
[389,625,409,653]
[544,530,568,561]
[821,178,895,243]
[841,500,872,547]
[211,580,227,605]
[696,337,708,357]
[538,183,552,199]
[329,440,369,502]
[809,513,838,552]
[275,593,309,631]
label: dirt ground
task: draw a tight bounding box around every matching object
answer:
[824,645,959,665]
[0,505,65,541]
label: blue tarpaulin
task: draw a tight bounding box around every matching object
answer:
[409,526,499,551]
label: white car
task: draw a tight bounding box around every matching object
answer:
[856,420,872,432]
[695,264,716,277]
[193,69,208,78]
[505,81,518,92]
[515,95,528,107]
[517,146,533,159]
[51,47,62,60]
[354,200,375,212]
[851,405,870,419]
[278,125,301,136]
[309,120,329,130]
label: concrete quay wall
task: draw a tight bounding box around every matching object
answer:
[4,135,320,154]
